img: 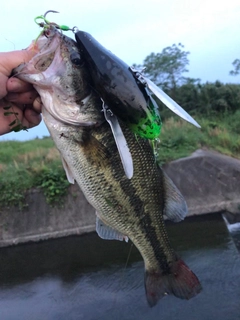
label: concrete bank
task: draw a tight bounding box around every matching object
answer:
[0,149,239,247]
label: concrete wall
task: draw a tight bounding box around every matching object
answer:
[0,184,96,247]
[163,149,240,216]
[0,149,239,247]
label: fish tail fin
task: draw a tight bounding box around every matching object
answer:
[145,259,202,307]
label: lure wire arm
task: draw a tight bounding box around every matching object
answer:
[129,66,147,86]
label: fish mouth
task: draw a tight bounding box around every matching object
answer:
[14,26,103,128]
[13,26,62,80]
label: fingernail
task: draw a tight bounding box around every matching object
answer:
[33,96,43,113]
[35,97,42,104]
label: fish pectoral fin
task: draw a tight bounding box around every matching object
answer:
[162,171,188,222]
[84,133,111,163]
[61,156,75,184]
[96,216,129,242]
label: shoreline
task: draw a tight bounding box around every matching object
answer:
[0,149,239,247]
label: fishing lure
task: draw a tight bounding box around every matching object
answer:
[74,30,162,140]
[74,30,201,138]
[102,102,133,179]
[34,11,201,138]
[34,11,200,179]
[34,11,134,179]
[34,10,73,32]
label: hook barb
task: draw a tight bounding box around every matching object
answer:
[43,10,59,18]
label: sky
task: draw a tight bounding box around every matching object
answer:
[1,0,240,141]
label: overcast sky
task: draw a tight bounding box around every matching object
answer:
[1,0,240,141]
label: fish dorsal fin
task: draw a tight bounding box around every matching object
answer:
[61,156,75,184]
[162,171,188,222]
[96,216,129,242]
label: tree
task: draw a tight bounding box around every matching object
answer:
[139,43,190,98]
[230,59,240,76]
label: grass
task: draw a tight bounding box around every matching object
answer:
[0,137,68,208]
[0,111,239,208]
[156,111,240,164]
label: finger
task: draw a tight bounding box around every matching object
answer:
[0,50,37,77]
[0,103,23,135]
[5,90,39,104]
[33,96,43,113]
[7,77,33,93]
[0,101,41,135]
[0,74,8,98]
[23,107,42,128]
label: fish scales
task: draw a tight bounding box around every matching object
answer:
[45,112,174,272]
[14,24,202,307]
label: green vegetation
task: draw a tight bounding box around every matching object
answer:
[0,138,69,208]
[136,43,240,162]
[0,111,239,208]
[36,167,70,206]
[0,42,239,208]
[157,111,240,164]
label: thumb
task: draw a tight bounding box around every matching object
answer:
[0,49,37,77]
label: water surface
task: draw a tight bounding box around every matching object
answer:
[0,213,239,320]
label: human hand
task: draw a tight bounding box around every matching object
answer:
[0,50,42,135]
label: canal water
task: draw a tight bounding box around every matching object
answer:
[0,213,239,320]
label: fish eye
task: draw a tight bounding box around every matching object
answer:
[70,51,82,66]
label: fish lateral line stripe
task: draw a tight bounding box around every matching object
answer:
[118,176,170,272]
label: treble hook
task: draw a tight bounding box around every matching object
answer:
[43,10,59,18]
[34,10,73,32]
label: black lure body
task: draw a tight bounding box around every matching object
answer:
[75,31,161,139]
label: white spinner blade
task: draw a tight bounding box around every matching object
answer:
[103,104,134,179]
[144,77,201,128]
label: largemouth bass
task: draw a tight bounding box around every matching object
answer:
[14,25,202,307]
